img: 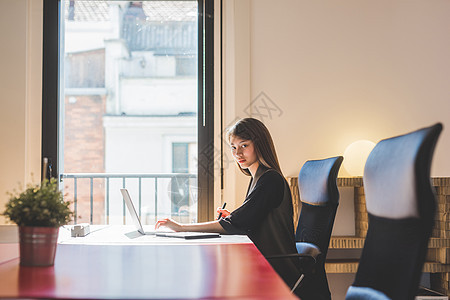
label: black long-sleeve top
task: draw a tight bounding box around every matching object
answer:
[219,165,300,288]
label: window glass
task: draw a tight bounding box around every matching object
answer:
[60,0,198,225]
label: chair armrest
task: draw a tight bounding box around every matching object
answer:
[346,286,390,300]
[265,253,317,263]
[266,242,321,264]
[295,242,321,260]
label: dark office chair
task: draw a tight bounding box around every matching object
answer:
[294,156,344,300]
[345,123,443,300]
[266,156,343,299]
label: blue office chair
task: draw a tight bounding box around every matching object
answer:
[294,156,343,300]
[266,156,343,299]
[346,123,443,300]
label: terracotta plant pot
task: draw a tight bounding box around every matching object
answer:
[19,226,59,267]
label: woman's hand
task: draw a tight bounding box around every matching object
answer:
[155,218,227,234]
[155,218,183,232]
[216,207,231,219]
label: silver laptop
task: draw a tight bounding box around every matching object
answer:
[120,188,155,235]
[120,188,220,239]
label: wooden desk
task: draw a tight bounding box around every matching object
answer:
[0,227,296,299]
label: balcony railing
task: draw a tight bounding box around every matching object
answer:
[60,173,197,225]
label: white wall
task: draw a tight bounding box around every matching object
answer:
[0,0,42,224]
[103,116,196,173]
[120,78,196,115]
[249,0,450,179]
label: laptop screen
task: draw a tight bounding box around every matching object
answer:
[120,189,145,234]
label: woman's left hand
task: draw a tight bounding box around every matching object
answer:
[155,218,183,231]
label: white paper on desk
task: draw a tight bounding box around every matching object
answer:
[58,225,251,245]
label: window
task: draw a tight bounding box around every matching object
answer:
[42,0,214,224]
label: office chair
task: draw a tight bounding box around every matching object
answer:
[294,156,344,299]
[266,156,343,299]
[345,123,443,300]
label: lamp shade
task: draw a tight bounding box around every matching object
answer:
[343,140,375,176]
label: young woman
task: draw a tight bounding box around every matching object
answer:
[155,117,300,291]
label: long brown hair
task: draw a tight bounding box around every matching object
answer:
[226,118,283,176]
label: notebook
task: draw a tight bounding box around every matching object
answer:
[155,231,220,239]
[120,189,220,239]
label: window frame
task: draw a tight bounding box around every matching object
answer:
[41,0,215,222]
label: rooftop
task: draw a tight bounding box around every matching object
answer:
[65,1,197,23]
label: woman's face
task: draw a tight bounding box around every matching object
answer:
[229,135,259,173]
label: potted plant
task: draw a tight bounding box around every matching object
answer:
[2,178,73,266]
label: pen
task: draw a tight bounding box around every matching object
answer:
[217,202,227,220]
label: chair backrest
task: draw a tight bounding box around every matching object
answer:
[296,156,343,251]
[348,123,442,300]
[295,156,343,299]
